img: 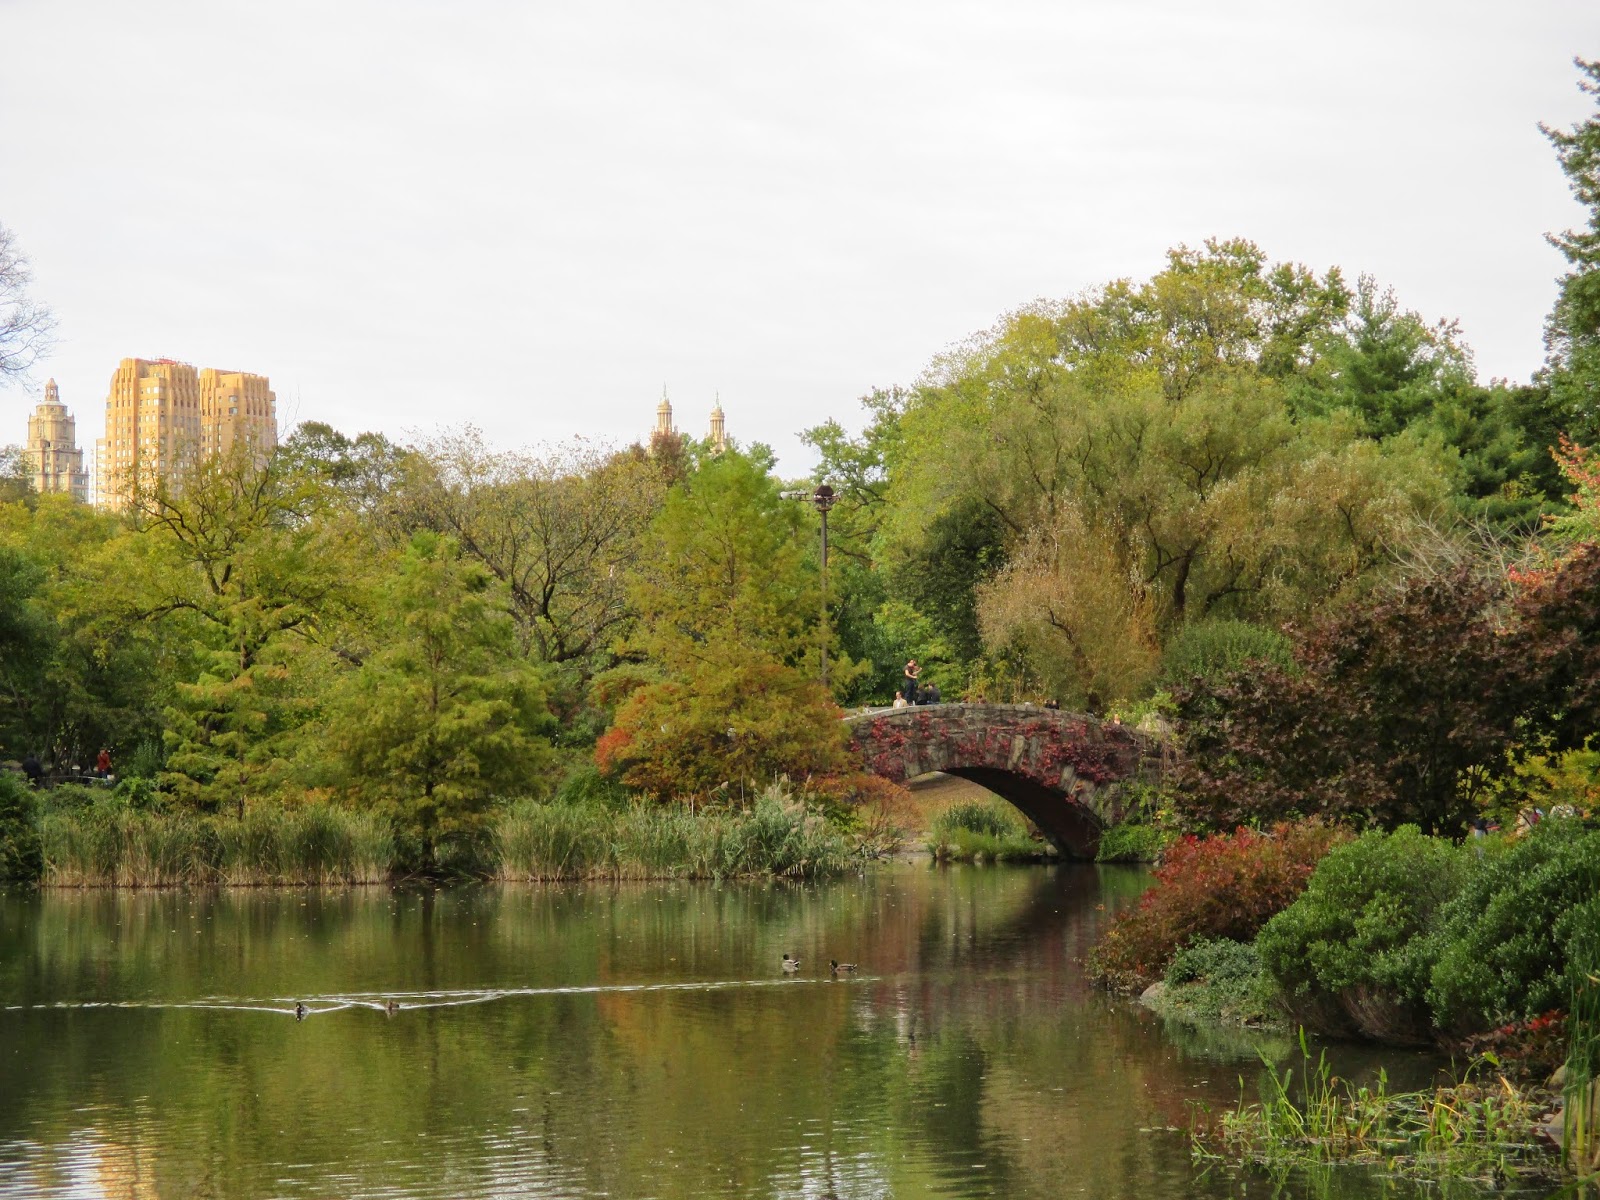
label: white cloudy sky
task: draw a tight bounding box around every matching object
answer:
[1,1,1595,472]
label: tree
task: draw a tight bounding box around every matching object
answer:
[406,428,664,670]
[1541,57,1600,442]
[594,654,847,800]
[330,532,552,866]
[976,506,1160,705]
[0,224,55,383]
[1173,566,1526,834]
[114,447,356,808]
[595,450,856,800]
[627,449,827,673]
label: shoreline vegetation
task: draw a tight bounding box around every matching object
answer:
[22,780,873,887]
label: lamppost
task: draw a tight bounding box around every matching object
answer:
[781,483,837,688]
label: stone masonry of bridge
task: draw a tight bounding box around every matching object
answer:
[846,704,1166,859]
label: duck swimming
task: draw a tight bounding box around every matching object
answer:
[829,959,858,975]
[781,954,801,973]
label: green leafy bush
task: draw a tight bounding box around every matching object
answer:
[1426,819,1600,1033]
[0,772,42,883]
[1256,826,1469,1042]
[1159,938,1277,1026]
[1161,618,1294,685]
[1095,822,1173,863]
[1087,821,1347,992]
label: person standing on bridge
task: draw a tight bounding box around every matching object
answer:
[903,659,921,705]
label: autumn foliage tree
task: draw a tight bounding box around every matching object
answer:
[1175,543,1600,835]
[595,450,852,801]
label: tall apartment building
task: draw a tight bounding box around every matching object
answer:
[199,368,277,459]
[95,358,277,511]
[26,379,89,501]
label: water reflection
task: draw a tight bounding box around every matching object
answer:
[0,868,1539,1199]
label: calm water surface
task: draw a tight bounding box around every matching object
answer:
[0,865,1508,1199]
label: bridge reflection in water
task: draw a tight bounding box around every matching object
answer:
[846,704,1164,858]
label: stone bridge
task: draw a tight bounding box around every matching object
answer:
[846,704,1166,859]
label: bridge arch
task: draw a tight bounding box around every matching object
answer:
[846,704,1164,859]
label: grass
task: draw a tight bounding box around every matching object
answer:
[1193,1028,1560,1190]
[926,800,1053,863]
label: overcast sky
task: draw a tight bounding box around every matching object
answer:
[1,1,1595,473]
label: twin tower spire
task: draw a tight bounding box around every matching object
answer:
[655,387,727,453]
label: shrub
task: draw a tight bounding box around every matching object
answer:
[1087,821,1347,993]
[1427,820,1600,1034]
[0,772,42,883]
[1095,822,1174,863]
[1256,826,1469,1042]
[1159,938,1276,1027]
[1161,618,1293,685]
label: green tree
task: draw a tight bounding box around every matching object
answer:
[406,428,665,671]
[112,447,355,809]
[628,449,828,673]
[596,450,854,799]
[331,532,552,867]
[1541,57,1600,441]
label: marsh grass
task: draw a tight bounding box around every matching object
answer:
[1193,1028,1558,1189]
[37,784,860,885]
[1566,925,1600,1186]
[495,785,855,880]
[926,801,1051,863]
[41,803,393,886]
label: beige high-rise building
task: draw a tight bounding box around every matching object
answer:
[199,368,277,459]
[26,379,89,501]
[95,357,277,511]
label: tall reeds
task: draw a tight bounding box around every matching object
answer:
[1195,1028,1556,1188]
[495,785,855,880]
[40,803,393,887]
[36,784,856,885]
[1566,920,1600,1185]
[926,800,1052,863]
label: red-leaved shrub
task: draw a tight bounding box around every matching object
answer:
[1086,820,1348,993]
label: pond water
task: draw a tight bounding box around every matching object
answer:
[0,865,1527,1199]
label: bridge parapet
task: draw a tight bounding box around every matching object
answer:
[845,704,1166,858]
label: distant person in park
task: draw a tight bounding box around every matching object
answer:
[21,753,43,787]
[903,659,920,704]
[924,681,941,705]
[95,747,112,778]
[892,690,908,709]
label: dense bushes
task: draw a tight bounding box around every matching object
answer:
[1426,821,1600,1033]
[0,773,42,883]
[1087,821,1347,992]
[1119,820,1600,1044]
[1256,826,1470,1042]
[1160,618,1294,685]
[1157,938,1277,1027]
